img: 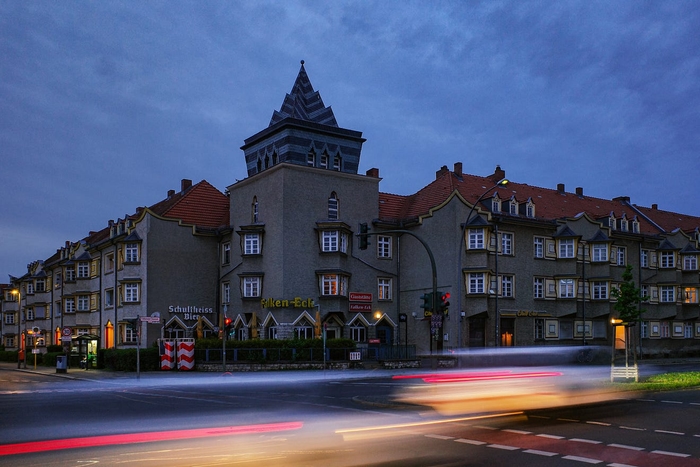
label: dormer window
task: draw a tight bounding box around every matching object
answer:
[509,198,518,215]
[609,214,616,230]
[307,150,315,167]
[632,219,640,233]
[620,218,628,232]
[526,200,535,218]
[333,155,341,171]
[491,195,501,213]
[320,152,329,168]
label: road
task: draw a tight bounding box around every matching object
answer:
[1,363,700,466]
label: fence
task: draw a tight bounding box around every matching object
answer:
[195,345,416,364]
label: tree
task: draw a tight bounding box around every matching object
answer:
[611,264,647,324]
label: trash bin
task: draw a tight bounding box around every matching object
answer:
[56,355,68,374]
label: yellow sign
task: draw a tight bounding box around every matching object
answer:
[261,297,315,309]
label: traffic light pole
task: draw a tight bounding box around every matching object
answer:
[358,228,440,353]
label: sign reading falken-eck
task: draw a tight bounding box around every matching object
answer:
[261,297,315,309]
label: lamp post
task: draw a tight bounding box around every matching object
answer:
[12,288,26,369]
[456,178,508,350]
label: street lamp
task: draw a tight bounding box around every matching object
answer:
[456,178,508,350]
[11,288,26,369]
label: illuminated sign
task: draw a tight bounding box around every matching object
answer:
[349,292,372,302]
[260,297,315,309]
[349,303,372,312]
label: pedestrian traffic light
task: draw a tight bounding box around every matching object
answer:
[439,291,451,315]
[358,223,370,250]
[420,292,433,316]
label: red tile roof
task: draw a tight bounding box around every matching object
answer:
[378,165,700,235]
[151,180,229,229]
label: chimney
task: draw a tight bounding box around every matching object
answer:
[168,189,175,197]
[454,162,463,177]
[366,168,380,178]
[489,165,506,184]
[652,203,658,210]
[436,165,449,179]
[557,183,565,194]
[575,187,583,197]
[181,179,192,192]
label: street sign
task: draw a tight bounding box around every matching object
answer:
[62,326,72,337]
[349,292,372,302]
[349,351,361,361]
[140,316,161,324]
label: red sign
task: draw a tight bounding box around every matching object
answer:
[349,292,372,302]
[349,303,372,312]
[369,338,380,344]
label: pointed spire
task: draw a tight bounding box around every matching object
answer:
[269,60,338,127]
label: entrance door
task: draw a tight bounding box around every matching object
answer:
[500,318,515,346]
[376,325,393,344]
[468,316,486,347]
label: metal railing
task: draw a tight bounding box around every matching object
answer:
[195,345,416,363]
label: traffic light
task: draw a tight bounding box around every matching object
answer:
[224,317,233,337]
[438,291,451,315]
[358,223,370,250]
[420,292,433,316]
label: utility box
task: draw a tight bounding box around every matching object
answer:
[56,355,68,373]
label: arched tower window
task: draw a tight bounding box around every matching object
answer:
[328,192,338,220]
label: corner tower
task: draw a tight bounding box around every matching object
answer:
[241,61,366,177]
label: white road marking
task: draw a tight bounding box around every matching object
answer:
[487,444,519,451]
[561,455,603,464]
[570,438,602,444]
[650,450,690,458]
[454,438,486,445]
[608,443,645,451]
[523,449,558,457]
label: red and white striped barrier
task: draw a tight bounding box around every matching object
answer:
[177,339,195,371]
[160,340,175,370]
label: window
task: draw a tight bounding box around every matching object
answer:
[222,242,231,265]
[492,197,501,212]
[307,151,315,166]
[377,236,392,258]
[125,243,139,263]
[592,281,608,300]
[620,219,628,232]
[351,326,366,343]
[321,231,347,253]
[5,313,15,325]
[559,239,575,258]
[328,193,338,220]
[124,283,139,303]
[592,244,608,262]
[534,237,544,258]
[501,233,513,255]
[105,289,114,308]
[252,197,259,223]
[333,155,341,171]
[26,283,34,294]
[222,282,231,303]
[509,201,518,215]
[533,277,544,299]
[617,247,626,266]
[469,273,485,294]
[526,202,535,218]
[35,279,45,292]
[468,228,485,249]
[684,288,698,304]
[501,275,514,297]
[243,277,261,298]
[77,262,89,278]
[105,252,115,273]
[65,298,75,314]
[559,279,575,298]
[294,321,313,339]
[124,325,137,343]
[320,153,328,168]
[378,278,392,300]
[660,252,675,268]
[77,295,90,311]
[660,286,675,303]
[660,321,670,338]
[632,220,640,233]
[244,233,260,255]
[26,308,34,320]
[641,285,649,299]
[65,267,76,282]
[641,250,649,268]
[684,255,698,271]
[534,319,544,340]
[321,274,347,296]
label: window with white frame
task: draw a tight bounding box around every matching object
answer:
[320,153,328,168]
[534,237,544,258]
[526,202,535,218]
[632,220,640,233]
[328,192,338,220]
[351,325,367,342]
[620,219,628,232]
[641,284,649,299]
[661,321,670,338]
[105,289,114,308]
[252,196,259,223]
[641,250,649,268]
[124,283,139,303]
[660,286,675,303]
[333,155,341,171]
[684,255,698,271]
[26,283,34,294]
[377,235,392,258]
[222,242,231,265]
[321,230,347,253]
[321,274,347,296]
[378,278,392,300]
[105,252,115,273]
[294,321,314,339]
[592,281,608,300]
[469,273,485,294]
[244,233,260,255]
[492,196,501,212]
[35,279,45,292]
[468,228,485,249]
[558,239,575,258]
[26,308,34,320]
[592,244,608,262]
[559,279,575,298]
[533,277,544,299]
[685,322,693,338]
[501,233,513,255]
[501,275,514,297]
[617,247,626,266]
[65,297,75,313]
[242,277,261,298]
[77,262,89,278]
[77,295,90,311]
[125,243,139,263]
[509,201,518,215]
[307,151,315,166]
[65,267,75,282]
[5,312,15,325]
[660,251,675,268]
[222,282,231,303]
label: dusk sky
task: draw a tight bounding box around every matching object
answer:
[2,1,699,281]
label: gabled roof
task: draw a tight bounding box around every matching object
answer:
[269,60,338,128]
[378,164,700,235]
[148,180,229,229]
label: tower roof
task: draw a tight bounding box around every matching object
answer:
[269,60,338,127]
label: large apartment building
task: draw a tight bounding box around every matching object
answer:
[2,62,700,358]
